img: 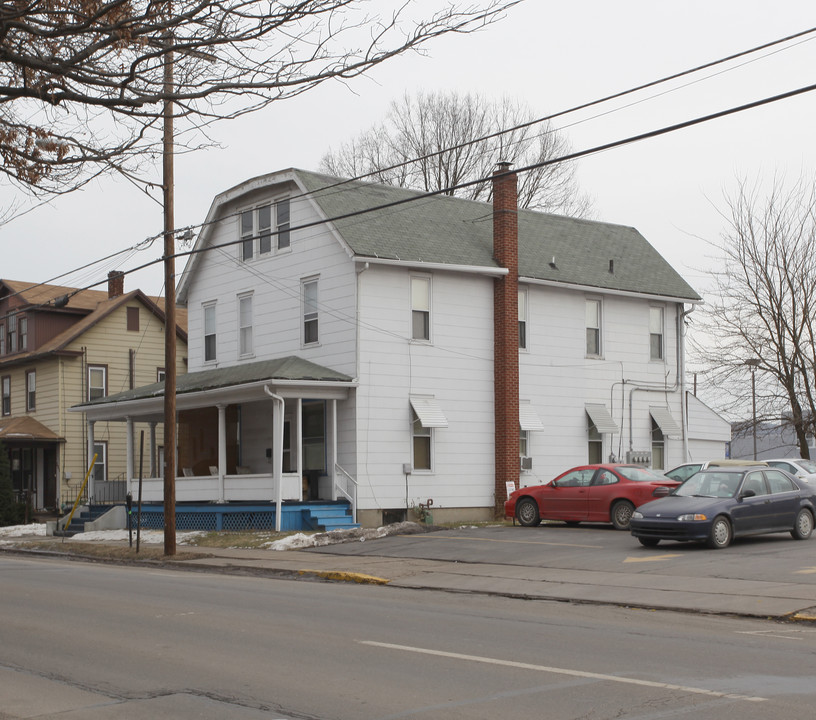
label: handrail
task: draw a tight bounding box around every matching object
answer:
[334,463,358,523]
[61,454,97,532]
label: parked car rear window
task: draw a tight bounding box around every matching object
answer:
[616,466,672,482]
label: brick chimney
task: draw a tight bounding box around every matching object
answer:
[492,161,520,515]
[107,270,124,299]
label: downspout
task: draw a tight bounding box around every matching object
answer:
[264,385,285,531]
[680,304,694,463]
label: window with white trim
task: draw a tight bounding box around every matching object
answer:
[519,428,529,457]
[241,199,290,259]
[203,302,217,362]
[651,418,665,469]
[518,287,528,349]
[92,441,107,483]
[649,306,664,360]
[586,298,601,357]
[302,278,318,345]
[26,370,35,411]
[238,293,253,356]
[587,414,602,464]
[411,410,432,471]
[87,365,107,402]
[411,276,430,341]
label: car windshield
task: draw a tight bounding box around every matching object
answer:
[616,466,671,482]
[675,471,741,498]
[798,459,816,473]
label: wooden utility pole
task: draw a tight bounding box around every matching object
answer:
[162,37,177,556]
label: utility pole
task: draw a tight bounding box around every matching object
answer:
[162,36,177,556]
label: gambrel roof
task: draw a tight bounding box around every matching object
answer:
[178,168,701,304]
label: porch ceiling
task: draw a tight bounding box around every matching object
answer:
[71,355,355,422]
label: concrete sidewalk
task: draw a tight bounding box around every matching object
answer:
[7,529,816,621]
[162,543,816,621]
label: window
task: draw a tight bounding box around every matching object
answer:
[1,376,9,416]
[203,303,216,362]
[92,441,107,483]
[157,368,166,383]
[302,278,318,345]
[276,198,290,250]
[241,209,254,260]
[26,371,35,411]
[127,306,140,331]
[651,418,664,470]
[649,306,664,360]
[0,324,4,355]
[412,410,432,471]
[587,414,602,464]
[239,293,253,356]
[242,200,289,259]
[586,299,601,356]
[17,316,27,351]
[765,469,797,494]
[519,428,528,457]
[87,365,107,401]
[7,314,16,353]
[518,287,527,349]
[411,276,430,341]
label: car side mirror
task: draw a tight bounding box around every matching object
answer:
[740,489,756,499]
[551,480,560,488]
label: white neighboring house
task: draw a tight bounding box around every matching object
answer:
[75,165,728,528]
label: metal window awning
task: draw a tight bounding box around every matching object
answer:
[585,403,619,434]
[650,406,682,437]
[519,401,544,431]
[410,395,448,428]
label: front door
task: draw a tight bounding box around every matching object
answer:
[302,400,326,500]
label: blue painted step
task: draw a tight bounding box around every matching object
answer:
[302,502,359,532]
[60,504,112,535]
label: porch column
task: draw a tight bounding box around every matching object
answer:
[331,399,337,501]
[217,404,226,503]
[87,419,95,501]
[125,416,134,495]
[149,422,157,477]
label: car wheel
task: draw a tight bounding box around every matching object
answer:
[706,516,732,549]
[610,500,635,530]
[516,498,541,527]
[638,537,660,548]
[791,508,814,540]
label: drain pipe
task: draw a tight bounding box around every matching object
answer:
[264,386,285,531]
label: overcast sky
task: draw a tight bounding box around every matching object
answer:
[2,0,814,375]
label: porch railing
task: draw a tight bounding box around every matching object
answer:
[334,463,357,523]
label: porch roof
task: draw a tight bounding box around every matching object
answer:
[71,355,355,421]
[0,416,65,443]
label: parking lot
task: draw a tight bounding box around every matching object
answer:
[314,521,816,576]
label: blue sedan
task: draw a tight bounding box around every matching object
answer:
[630,466,816,549]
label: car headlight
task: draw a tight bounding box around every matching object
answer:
[677,513,707,522]
[631,511,643,519]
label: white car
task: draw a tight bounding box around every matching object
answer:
[764,458,816,484]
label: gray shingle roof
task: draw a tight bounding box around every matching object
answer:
[296,169,700,302]
[82,356,353,406]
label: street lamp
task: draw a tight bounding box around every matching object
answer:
[745,358,761,460]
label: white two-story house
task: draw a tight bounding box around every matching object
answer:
[75,164,729,529]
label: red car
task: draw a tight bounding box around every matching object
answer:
[505,464,680,530]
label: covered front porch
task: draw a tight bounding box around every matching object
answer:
[71,356,358,530]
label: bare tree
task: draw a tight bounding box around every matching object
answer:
[0,0,518,204]
[691,175,816,457]
[320,90,593,215]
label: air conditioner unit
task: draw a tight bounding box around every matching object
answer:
[520,456,533,471]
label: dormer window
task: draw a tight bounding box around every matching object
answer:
[18,315,27,351]
[7,313,16,353]
[241,198,290,260]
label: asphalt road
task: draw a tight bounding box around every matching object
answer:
[4,544,816,719]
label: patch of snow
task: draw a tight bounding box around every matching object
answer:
[68,529,205,544]
[0,523,47,538]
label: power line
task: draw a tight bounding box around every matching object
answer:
[6,26,816,312]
